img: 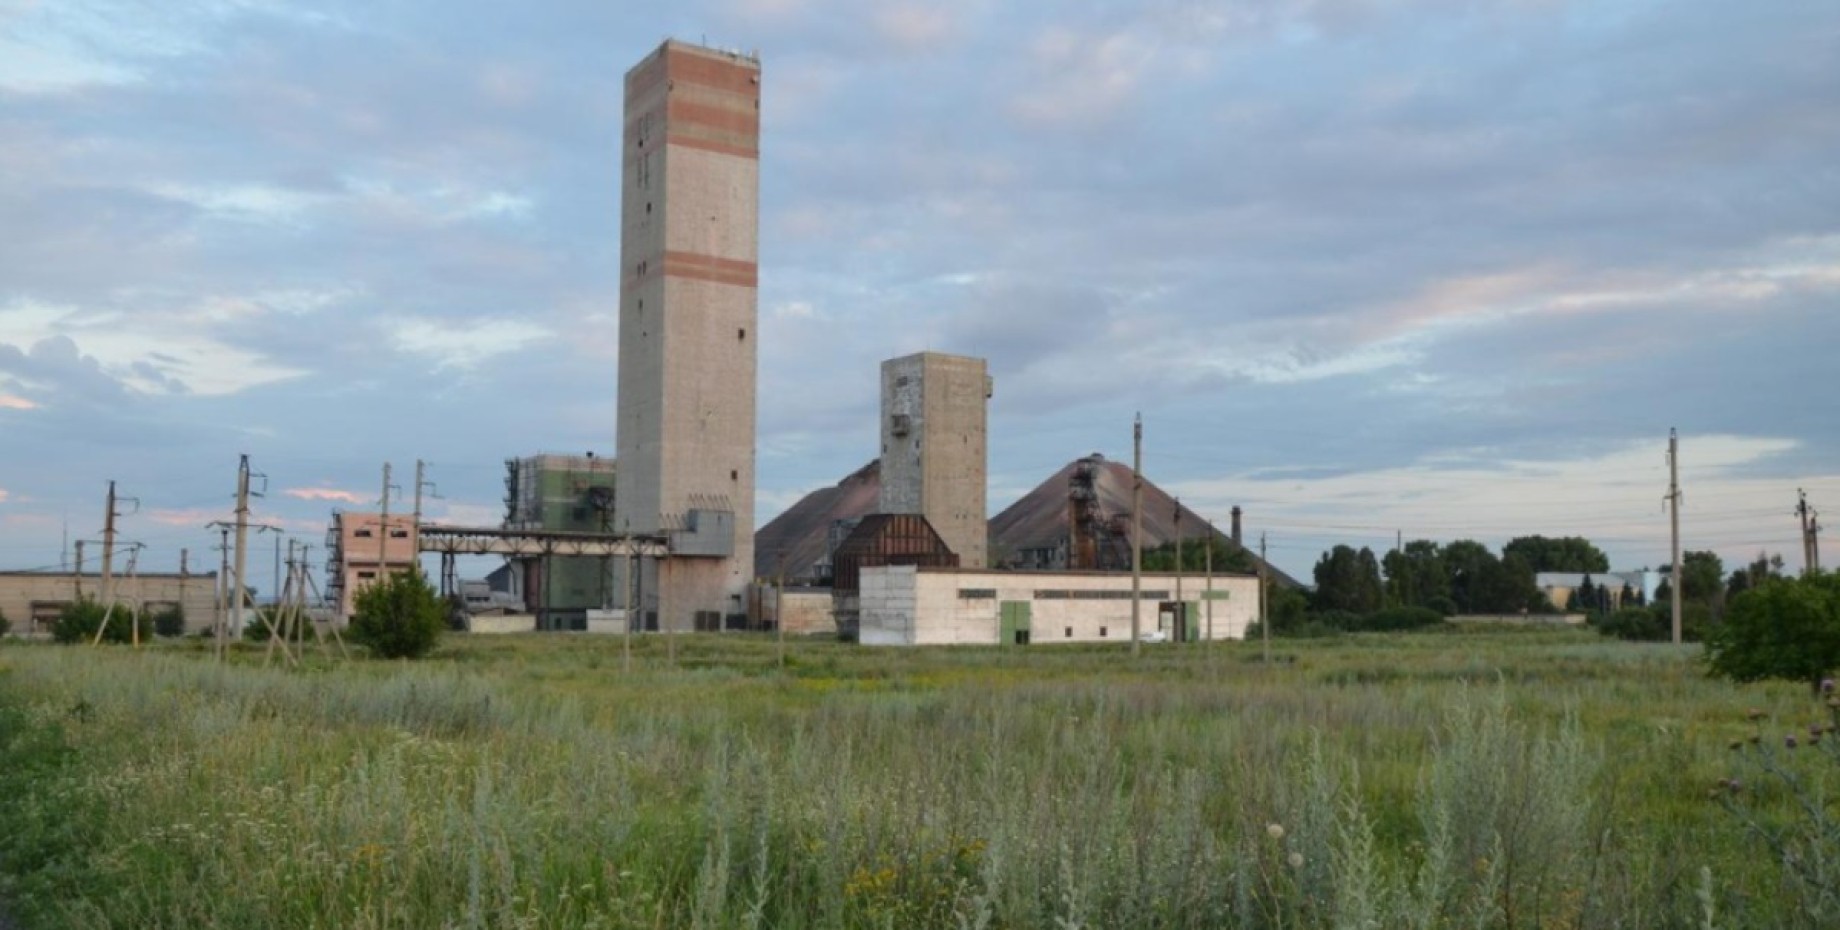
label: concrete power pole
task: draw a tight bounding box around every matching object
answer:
[1666,429,1683,646]
[234,455,254,643]
[100,480,117,610]
[73,540,84,599]
[1130,413,1143,656]
[378,462,393,577]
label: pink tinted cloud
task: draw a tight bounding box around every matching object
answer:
[283,487,366,504]
[0,394,38,410]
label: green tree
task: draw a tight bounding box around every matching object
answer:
[51,599,149,644]
[1382,539,1449,610]
[1441,539,1496,614]
[1706,573,1840,691]
[0,606,9,636]
[1140,534,1255,574]
[1312,545,1383,613]
[348,568,445,659]
[1503,535,1610,573]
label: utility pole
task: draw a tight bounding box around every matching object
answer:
[215,526,230,658]
[625,551,636,672]
[1204,518,1214,646]
[378,462,393,579]
[1130,412,1143,656]
[1666,429,1683,646]
[413,459,438,574]
[1813,507,1823,575]
[1260,532,1270,664]
[1799,490,1813,576]
[1174,497,1184,641]
[233,455,254,645]
[100,481,117,611]
[179,548,189,633]
[73,540,84,599]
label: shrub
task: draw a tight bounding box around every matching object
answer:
[1707,573,1840,690]
[347,568,445,659]
[1424,595,1458,618]
[0,606,9,636]
[51,599,150,644]
[1597,607,1665,642]
[149,605,186,638]
[1357,606,1447,632]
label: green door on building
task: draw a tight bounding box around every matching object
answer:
[999,601,1032,645]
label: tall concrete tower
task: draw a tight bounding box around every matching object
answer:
[879,352,992,568]
[616,40,760,630]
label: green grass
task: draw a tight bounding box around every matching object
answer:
[0,629,1832,928]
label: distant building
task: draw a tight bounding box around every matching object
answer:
[326,512,417,619]
[879,351,992,568]
[1536,570,1663,612]
[0,569,219,636]
[502,453,620,629]
[614,40,762,632]
[857,566,1261,646]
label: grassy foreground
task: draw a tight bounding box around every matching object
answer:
[0,629,1831,928]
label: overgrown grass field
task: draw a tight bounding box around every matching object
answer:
[0,629,1833,928]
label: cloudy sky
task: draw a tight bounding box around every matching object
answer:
[1,0,1835,585]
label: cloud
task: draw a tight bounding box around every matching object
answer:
[874,5,956,52]
[283,487,367,504]
[0,487,8,503]
[0,393,37,409]
[388,317,552,370]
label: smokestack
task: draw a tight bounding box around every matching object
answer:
[1231,506,1243,545]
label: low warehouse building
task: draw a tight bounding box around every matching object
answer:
[858,566,1261,646]
[0,570,221,636]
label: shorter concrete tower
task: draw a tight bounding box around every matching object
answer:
[879,352,992,568]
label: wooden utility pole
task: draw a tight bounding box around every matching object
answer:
[1130,413,1143,656]
[179,548,189,634]
[1666,429,1683,645]
[1174,497,1184,642]
[1204,518,1214,645]
[1260,532,1270,664]
[72,540,84,599]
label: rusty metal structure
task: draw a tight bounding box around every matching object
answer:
[1067,455,1132,571]
[830,514,960,594]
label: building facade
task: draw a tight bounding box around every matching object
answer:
[879,352,992,568]
[857,566,1260,646]
[615,40,761,631]
[0,570,220,636]
[326,512,418,619]
[503,454,622,628]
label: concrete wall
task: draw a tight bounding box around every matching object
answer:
[879,352,990,569]
[616,40,760,632]
[0,571,221,635]
[468,614,538,635]
[859,566,1260,646]
[756,586,834,635]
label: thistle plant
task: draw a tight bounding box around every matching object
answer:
[1715,679,1840,925]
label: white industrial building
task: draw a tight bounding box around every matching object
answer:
[857,566,1262,646]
